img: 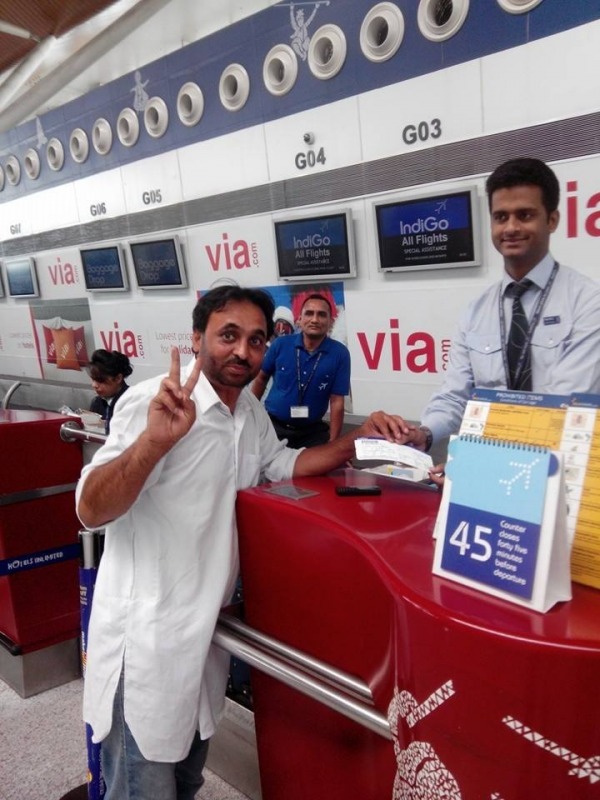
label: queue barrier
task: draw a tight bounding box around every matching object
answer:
[0,410,83,696]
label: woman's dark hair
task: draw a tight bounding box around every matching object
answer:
[192,285,275,340]
[89,349,133,380]
[485,157,560,215]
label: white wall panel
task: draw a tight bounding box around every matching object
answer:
[359,61,483,163]
[482,21,600,134]
[178,126,270,202]
[350,377,434,424]
[74,167,128,225]
[263,97,362,183]
[121,149,183,215]
[29,183,80,235]
[0,195,34,240]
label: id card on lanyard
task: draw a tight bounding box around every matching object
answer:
[291,347,322,418]
[290,405,309,418]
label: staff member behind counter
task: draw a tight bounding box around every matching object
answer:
[372,157,600,470]
[76,285,403,800]
[252,293,351,448]
[89,349,133,435]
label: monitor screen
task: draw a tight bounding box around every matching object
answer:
[274,210,356,281]
[4,257,39,298]
[375,187,481,272]
[80,245,128,291]
[129,236,187,289]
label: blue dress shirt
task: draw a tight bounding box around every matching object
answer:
[262,332,351,425]
[422,254,600,442]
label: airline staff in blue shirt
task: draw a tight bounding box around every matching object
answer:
[252,294,351,448]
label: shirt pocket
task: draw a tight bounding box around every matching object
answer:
[531,319,572,368]
[465,331,504,387]
[274,363,297,392]
[237,454,261,490]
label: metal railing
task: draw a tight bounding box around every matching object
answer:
[60,420,107,445]
[214,613,391,740]
[1,381,22,409]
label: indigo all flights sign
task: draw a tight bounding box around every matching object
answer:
[375,187,481,273]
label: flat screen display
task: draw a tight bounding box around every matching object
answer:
[80,245,128,291]
[375,187,481,272]
[129,236,187,289]
[4,257,39,298]
[274,210,356,281]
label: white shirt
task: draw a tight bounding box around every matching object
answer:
[76,363,299,761]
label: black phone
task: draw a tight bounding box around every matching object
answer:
[335,485,382,497]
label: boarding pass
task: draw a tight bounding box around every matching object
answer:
[354,438,434,471]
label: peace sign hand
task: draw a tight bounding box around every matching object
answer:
[145,346,202,452]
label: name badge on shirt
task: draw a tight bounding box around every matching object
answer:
[290,405,309,418]
[543,315,561,325]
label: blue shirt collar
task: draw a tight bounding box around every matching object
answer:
[294,331,330,354]
[501,252,556,292]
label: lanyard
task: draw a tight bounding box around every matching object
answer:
[498,261,559,389]
[296,347,323,404]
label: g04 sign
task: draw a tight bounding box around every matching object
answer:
[295,148,326,170]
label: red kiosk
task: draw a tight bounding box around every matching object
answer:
[0,410,83,696]
[236,470,600,800]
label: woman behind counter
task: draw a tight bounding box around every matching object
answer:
[89,349,133,435]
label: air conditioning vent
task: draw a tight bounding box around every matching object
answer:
[360,3,405,63]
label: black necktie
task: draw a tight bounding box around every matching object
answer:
[506,280,533,391]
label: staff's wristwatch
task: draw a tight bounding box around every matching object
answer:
[419,426,433,452]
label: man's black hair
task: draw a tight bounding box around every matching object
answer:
[192,285,275,340]
[90,349,133,378]
[301,293,333,315]
[485,157,560,215]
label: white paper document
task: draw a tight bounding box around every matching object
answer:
[354,438,434,473]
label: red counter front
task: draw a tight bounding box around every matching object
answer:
[0,410,82,654]
[236,470,600,800]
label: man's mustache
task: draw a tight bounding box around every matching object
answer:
[227,356,251,368]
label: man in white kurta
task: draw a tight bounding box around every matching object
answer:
[77,285,403,799]
[78,365,299,760]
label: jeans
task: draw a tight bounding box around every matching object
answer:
[101,672,209,800]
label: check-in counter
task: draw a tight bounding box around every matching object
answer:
[0,410,83,696]
[236,470,600,800]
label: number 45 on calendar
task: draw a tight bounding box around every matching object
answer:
[448,521,492,562]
